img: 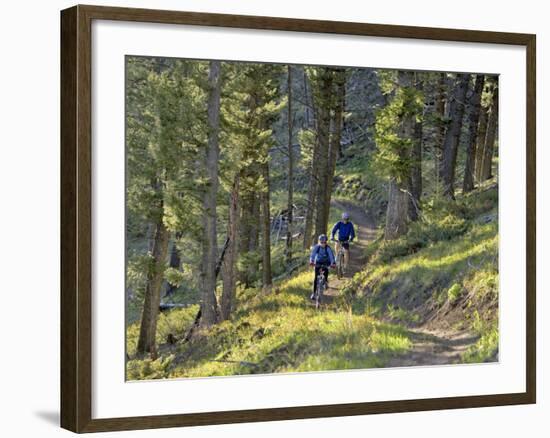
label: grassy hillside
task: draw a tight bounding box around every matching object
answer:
[342,181,499,363]
[126,182,499,380]
[127,271,413,380]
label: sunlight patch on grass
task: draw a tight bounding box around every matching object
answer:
[164,275,413,378]
[127,186,499,379]
[358,221,498,305]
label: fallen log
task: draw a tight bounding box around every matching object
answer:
[159,303,192,312]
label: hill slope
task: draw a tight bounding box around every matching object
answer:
[126,183,499,380]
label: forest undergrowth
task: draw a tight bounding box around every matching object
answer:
[126,182,498,380]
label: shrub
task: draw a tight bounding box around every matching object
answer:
[427,214,468,241]
[447,283,463,303]
[126,354,174,380]
[462,312,499,363]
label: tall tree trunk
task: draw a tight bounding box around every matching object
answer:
[440,74,470,199]
[314,69,333,238]
[409,73,423,221]
[303,156,317,249]
[463,74,485,193]
[324,69,346,230]
[249,194,260,274]
[200,60,221,328]
[237,184,260,287]
[302,67,313,129]
[385,178,409,240]
[474,102,489,183]
[136,219,170,356]
[385,71,415,240]
[433,73,447,196]
[146,223,156,252]
[237,193,252,285]
[221,175,240,321]
[480,84,499,182]
[260,160,272,288]
[285,66,294,267]
[302,70,319,249]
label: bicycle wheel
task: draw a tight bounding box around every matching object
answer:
[316,274,325,309]
[315,283,322,309]
[337,251,344,279]
[343,243,350,275]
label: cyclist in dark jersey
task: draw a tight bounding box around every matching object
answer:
[309,234,336,300]
[331,212,356,271]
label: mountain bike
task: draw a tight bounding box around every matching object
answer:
[335,240,351,279]
[314,266,328,310]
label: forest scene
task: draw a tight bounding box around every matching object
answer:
[125,56,499,380]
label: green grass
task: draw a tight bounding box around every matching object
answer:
[350,220,497,317]
[342,184,499,363]
[126,270,413,380]
[126,183,500,379]
[355,220,496,298]
[462,309,499,363]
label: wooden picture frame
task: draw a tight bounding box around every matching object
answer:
[60,4,536,433]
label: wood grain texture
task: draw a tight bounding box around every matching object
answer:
[78,4,533,45]
[61,5,93,432]
[60,4,537,433]
[80,393,534,433]
[60,5,78,432]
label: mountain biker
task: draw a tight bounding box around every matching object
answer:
[309,234,336,300]
[331,212,356,271]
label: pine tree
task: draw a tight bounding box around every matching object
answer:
[285,65,295,268]
[480,80,499,182]
[199,60,222,328]
[222,63,282,292]
[127,58,207,355]
[463,74,485,193]
[408,72,424,221]
[374,70,424,239]
[440,73,470,199]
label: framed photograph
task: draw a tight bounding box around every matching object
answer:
[60,4,536,433]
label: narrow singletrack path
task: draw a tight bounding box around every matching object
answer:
[324,198,377,298]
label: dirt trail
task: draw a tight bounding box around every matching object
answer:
[323,198,479,367]
[387,329,479,367]
[322,199,376,297]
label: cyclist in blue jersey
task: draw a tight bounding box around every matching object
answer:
[331,212,356,271]
[309,234,336,300]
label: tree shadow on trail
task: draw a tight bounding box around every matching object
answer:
[407,330,480,349]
